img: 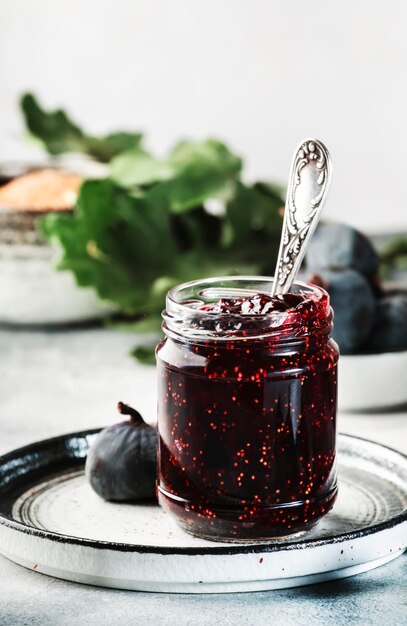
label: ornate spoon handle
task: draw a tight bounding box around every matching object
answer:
[272,138,332,295]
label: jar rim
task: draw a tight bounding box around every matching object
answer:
[163,275,332,343]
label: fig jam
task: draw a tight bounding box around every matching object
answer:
[156,277,339,541]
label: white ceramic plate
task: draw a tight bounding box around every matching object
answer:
[0,431,405,593]
[339,350,407,412]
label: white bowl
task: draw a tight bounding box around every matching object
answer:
[0,206,115,325]
[0,161,117,325]
[0,241,115,325]
[338,350,407,412]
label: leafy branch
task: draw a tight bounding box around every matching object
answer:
[21,94,286,360]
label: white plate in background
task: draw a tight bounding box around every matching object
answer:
[339,351,407,412]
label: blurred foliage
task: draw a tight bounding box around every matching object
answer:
[380,235,407,279]
[23,95,285,351]
[20,94,407,363]
[130,346,159,365]
[21,93,143,162]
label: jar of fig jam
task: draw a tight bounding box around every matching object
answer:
[156,276,339,541]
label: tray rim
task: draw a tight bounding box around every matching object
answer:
[0,429,406,556]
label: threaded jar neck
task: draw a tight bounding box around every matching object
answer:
[162,275,333,346]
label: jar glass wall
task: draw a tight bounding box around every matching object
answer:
[156,276,339,541]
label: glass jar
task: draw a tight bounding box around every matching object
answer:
[156,276,339,541]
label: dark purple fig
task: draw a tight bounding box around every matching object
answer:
[364,294,407,352]
[310,269,376,353]
[85,402,157,502]
[306,222,380,279]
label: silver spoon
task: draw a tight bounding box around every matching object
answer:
[271,138,332,296]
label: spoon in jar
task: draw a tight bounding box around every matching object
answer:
[271,138,332,296]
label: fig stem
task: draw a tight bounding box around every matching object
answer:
[117,402,144,424]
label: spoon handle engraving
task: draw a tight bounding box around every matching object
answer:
[272,138,332,295]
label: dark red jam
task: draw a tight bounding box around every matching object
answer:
[156,277,339,541]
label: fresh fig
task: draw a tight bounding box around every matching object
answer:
[311,269,376,352]
[364,294,407,352]
[85,402,157,501]
[306,222,380,279]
